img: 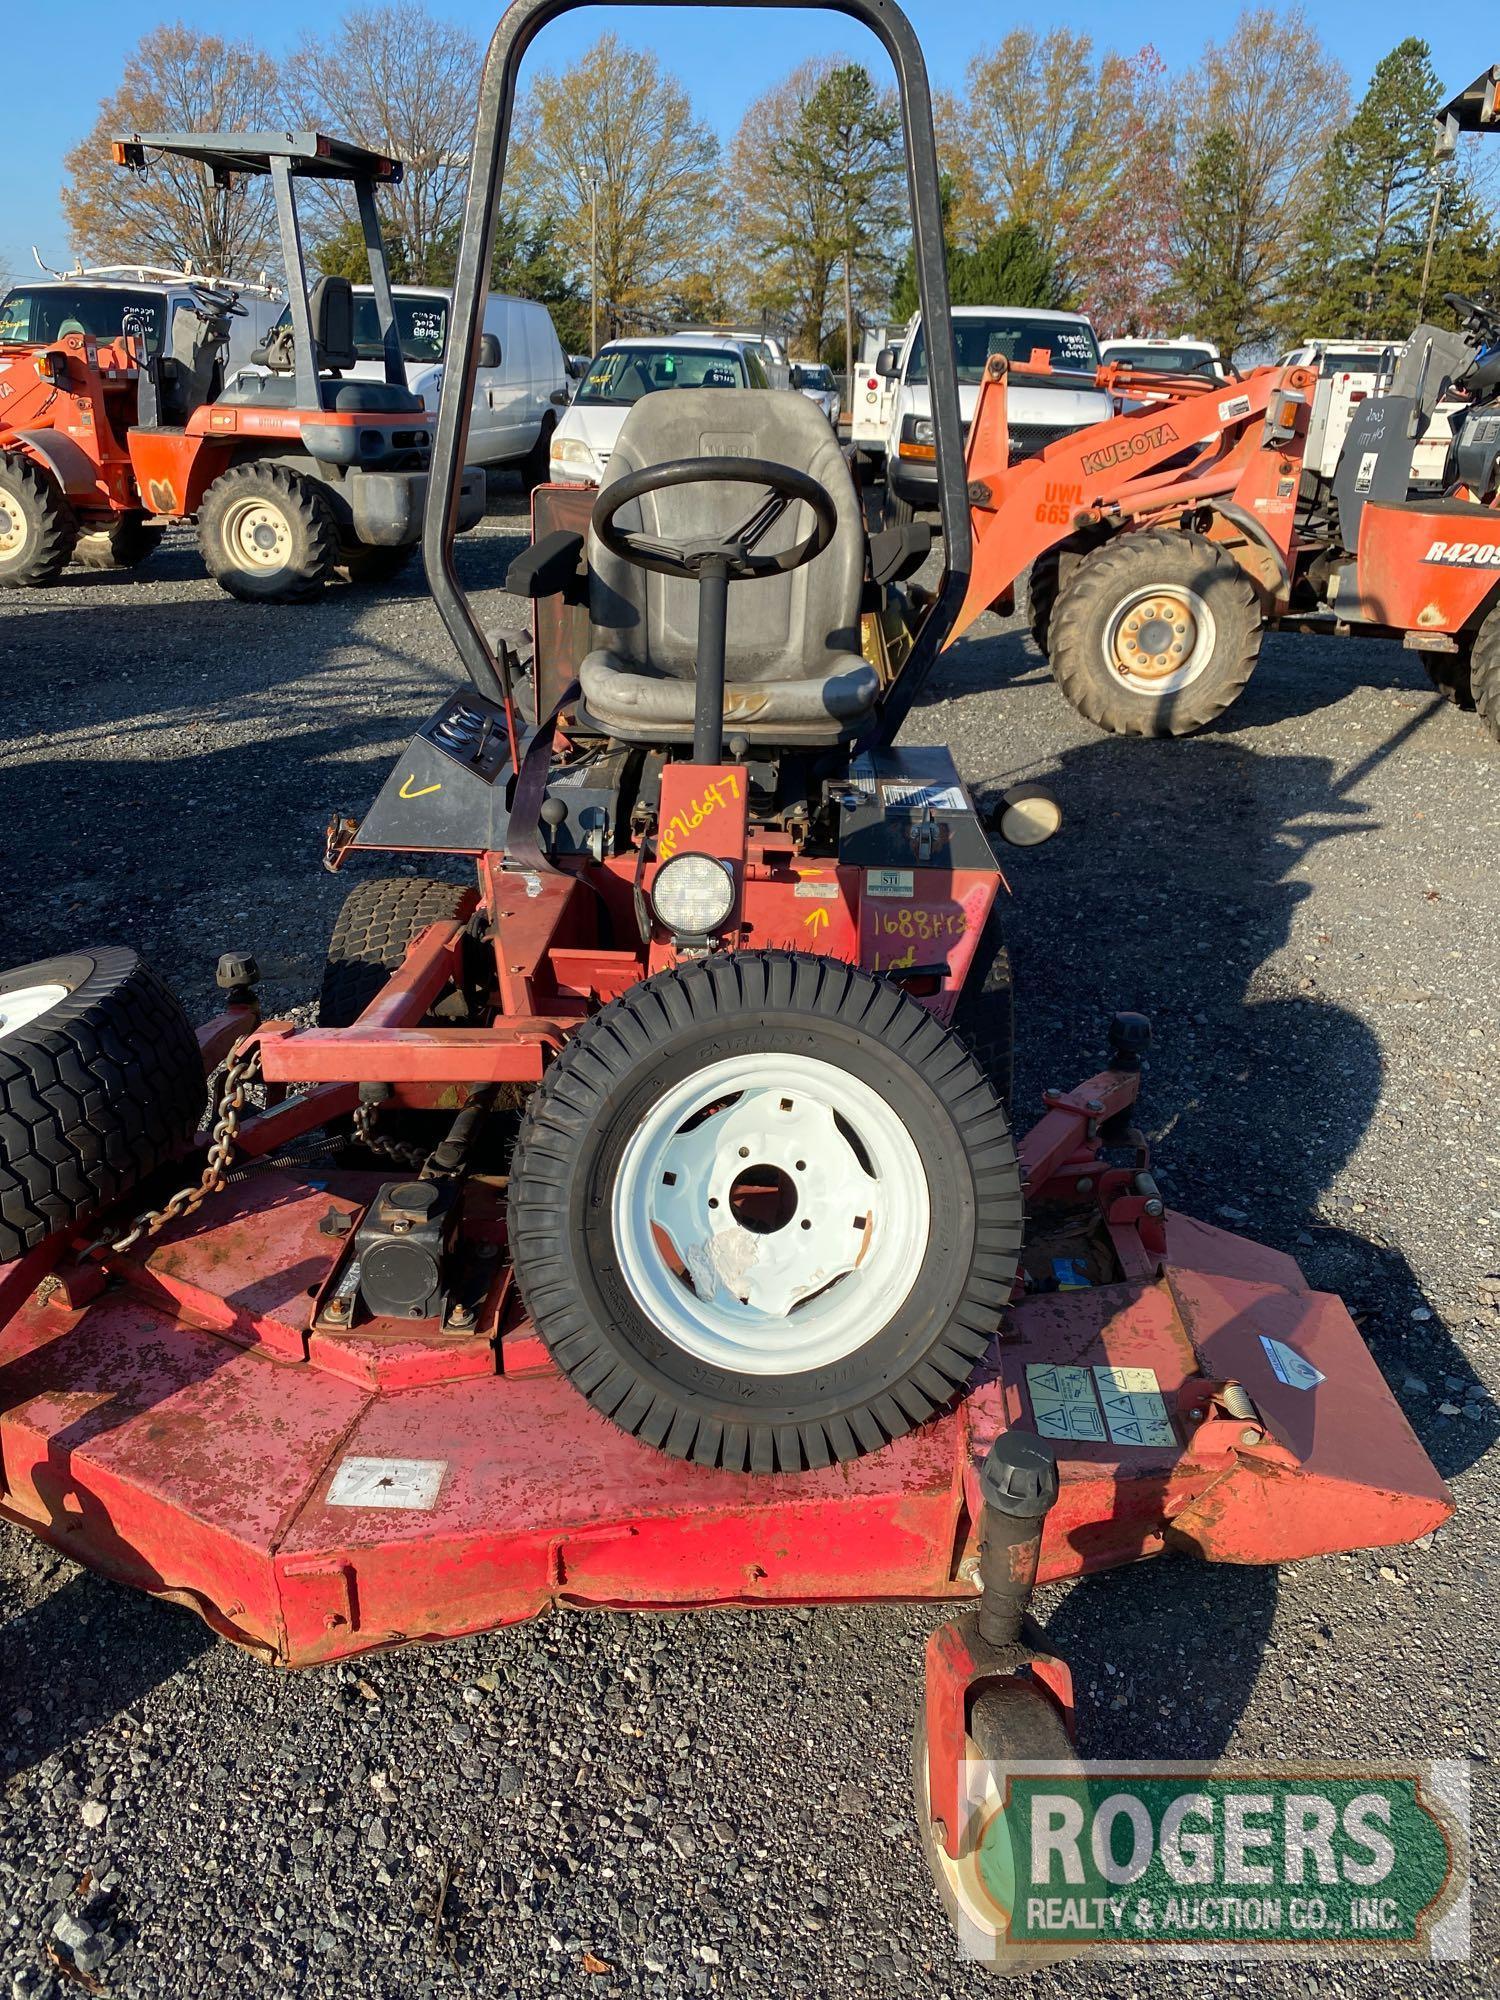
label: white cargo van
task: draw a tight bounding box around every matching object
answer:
[851,323,903,464]
[0,267,281,381]
[881,305,1111,523]
[245,285,570,478]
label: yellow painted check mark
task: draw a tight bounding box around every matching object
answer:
[803,906,830,935]
[398,775,442,800]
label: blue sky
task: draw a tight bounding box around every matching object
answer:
[2,2,1482,277]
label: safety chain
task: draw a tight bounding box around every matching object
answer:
[352,1099,432,1173]
[96,1039,263,1257]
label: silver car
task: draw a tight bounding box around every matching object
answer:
[794,361,841,426]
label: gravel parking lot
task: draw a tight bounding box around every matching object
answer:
[1,490,1496,1998]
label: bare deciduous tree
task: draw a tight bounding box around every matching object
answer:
[288,3,480,284]
[61,26,282,277]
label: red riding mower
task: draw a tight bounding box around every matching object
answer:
[0,0,1452,1960]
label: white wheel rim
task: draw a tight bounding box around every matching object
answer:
[0,500,29,561]
[222,495,293,572]
[611,1052,930,1375]
[1102,582,1216,695]
[0,982,68,1037]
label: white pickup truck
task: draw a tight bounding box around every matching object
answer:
[1283,337,1464,491]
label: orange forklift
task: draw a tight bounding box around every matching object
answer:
[0,130,483,600]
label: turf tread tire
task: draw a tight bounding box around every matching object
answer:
[0,456,78,588]
[1047,527,1262,736]
[508,949,1025,1474]
[318,877,478,1027]
[0,949,203,1259]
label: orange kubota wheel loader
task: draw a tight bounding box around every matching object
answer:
[0,131,484,600]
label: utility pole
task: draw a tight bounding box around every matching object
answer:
[1416,173,1446,321]
[589,173,599,354]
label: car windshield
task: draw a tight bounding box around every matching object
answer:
[906,314,1100,384]
[1321,349,1386,377]
[0,284,166,352]
[1107,346,1216,375]
[801,365,835,388]
[576,346,746,403]
[270,294,449,364]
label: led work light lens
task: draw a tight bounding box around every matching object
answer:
[651,853,735,936]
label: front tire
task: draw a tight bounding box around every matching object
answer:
[318,876,478,1027]
[520,417,556,494]
[1047,528,1262,736]
[1472,608,1500,744]
[508,951,1024,1473]
[199,463,338,602]
[0,456,78,588]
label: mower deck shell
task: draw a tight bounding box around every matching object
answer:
[0,1159,1450,1668]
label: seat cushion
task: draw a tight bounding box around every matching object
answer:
[580,647,878,744]
[585,388,868,744]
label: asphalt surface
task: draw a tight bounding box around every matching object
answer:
[1,490,1496,1998]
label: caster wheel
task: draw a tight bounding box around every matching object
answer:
[912,1678,1082,1974]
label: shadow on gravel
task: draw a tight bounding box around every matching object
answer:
[968,723,1494,1757]
[0,1567,213,1775]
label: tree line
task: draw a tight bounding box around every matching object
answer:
[59,7,1498,368]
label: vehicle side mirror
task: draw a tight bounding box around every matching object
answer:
[876,346,898,379]
[549,387,570,406]
[477,334,501,369]
[789,365,804,390]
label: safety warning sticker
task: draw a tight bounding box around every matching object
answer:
[328,1456,447,1510]
[1026,1364,1107,1442]
[1259,1334,1325,1391]
[880,780,968,811]
[1026,1363,1177,1448]
[1093,1364,1177,1448]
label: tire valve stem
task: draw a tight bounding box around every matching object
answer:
[975,1433,1060,1650]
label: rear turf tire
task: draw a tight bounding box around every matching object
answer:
[0,456,78,588]
[199,463,338,603]
[0,949,204,1259]
[1047,527,1262,736]
[318,876,478,1027]
[508,950,1024,1474]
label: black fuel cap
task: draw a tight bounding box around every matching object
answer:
[979,1433,1060,1518]
[388,1181,441,1216]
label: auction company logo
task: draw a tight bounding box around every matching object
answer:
[943,1761,1469,1967]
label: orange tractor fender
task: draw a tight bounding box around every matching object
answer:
[1348,498,1500,635]
[948,356,1316,644]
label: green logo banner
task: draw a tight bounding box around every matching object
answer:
[950,1761,1469,1964]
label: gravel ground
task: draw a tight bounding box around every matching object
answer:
[1,491,1496,1999]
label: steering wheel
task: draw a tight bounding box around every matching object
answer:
[190,283,246,321]
[591,456,838,582]
[1444,291,1499,337]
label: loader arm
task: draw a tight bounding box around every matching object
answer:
[949,358,1316,644]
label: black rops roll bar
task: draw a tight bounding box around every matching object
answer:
[422,0,970,742]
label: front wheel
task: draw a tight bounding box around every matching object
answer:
[1472,608,1500,743]
[1047,528,1263,736]
[198,463,338,602]
[508,952,1024,1473]
[0,456,78,588]
[74,513,164,573]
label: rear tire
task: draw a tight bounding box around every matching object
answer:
[74,513,164,573]
[0,456,78,589]
[508,950,1024,1474]
[1047,527,1262,736]
[199,463,338,602]
[338,541,415,587]
[0,950,204,1260]
[318,876,478,1027]
[1472,609,1500,744]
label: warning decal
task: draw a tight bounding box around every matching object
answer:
[1093,1365,1177,1448]
[1026,1363,1178,1448]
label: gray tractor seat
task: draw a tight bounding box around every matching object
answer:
[579,389,875,746]
[217,373,425,414]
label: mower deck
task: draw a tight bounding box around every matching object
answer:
[0,1104,1449,1668]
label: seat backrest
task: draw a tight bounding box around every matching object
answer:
[587,388,863,684]
[309,275,356,374]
